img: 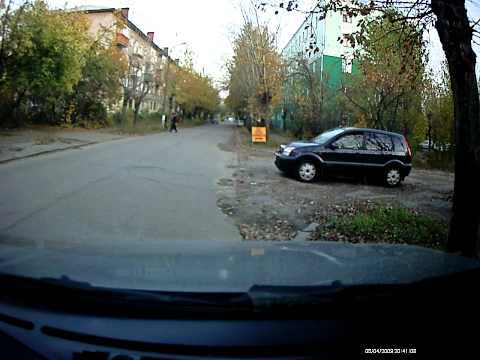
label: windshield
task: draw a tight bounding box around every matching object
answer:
[312,129,345,144]
[0,0,479,298]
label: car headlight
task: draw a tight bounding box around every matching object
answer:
[283,146,296,156]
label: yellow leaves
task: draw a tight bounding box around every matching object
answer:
[344,13,427,134]
[227,23,284,119]
[355,114,368,128]
[173,64,219,114]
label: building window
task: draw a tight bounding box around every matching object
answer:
[342,58,353,74]
[342,34,352,48]
[343,13,352,23]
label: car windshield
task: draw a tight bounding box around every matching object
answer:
[0,0,479,300]
[312,129,345,144]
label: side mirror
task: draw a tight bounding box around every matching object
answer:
[329,143,337,150]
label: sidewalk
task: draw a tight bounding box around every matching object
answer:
[0,127,126,164]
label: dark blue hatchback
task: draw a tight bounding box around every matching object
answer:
[274,128,413,187]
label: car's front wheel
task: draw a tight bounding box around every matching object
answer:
[297,161,318,183]
[384,166,402,187]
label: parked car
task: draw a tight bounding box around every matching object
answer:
[274,127,413,187]
[419,140,431,151]
[419,140,451,152]
[223,117,235,124]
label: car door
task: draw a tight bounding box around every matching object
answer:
[362,132,395,176]
[324,132,365,176]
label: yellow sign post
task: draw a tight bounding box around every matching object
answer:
[251,127,267,143]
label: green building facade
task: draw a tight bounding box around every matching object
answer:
[273,1,362,131]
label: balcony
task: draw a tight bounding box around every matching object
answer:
[132,52,144,60]
[143,72,153,83]
[116,33,129,48]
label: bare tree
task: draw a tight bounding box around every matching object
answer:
[226,2,284,128]
[121,48,158,126]
[284,55,329,135]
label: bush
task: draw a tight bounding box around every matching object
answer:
[412,150,454,172]
[192,116,205,126]
[140,111,163,122]
[111,112,124,126]
[80,102,108,124]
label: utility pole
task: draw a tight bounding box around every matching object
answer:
[161,48,170,116]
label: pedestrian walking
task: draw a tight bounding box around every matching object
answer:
[169,113,178,133]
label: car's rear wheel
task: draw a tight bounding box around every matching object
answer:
[297,161,318,183]
[384,167,402,187]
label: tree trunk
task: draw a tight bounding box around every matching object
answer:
[121,92,129,125]
[432,0,480,257]
[133,99,141,127]
[7,90,26,127]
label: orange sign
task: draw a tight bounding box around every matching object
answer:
[252,127,267,143]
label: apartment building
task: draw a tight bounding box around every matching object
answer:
[282,1,362,92]
[78,6,171,114]
[273,1,363,130]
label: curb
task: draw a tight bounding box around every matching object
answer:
[293,222,320,241]
[0,141,98,165]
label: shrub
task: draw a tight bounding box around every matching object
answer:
[412,150,454,172]
[111,112,124,126]
[192,116,205,126]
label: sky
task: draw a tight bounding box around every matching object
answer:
[47,0,309,86]
[46,0,480,85]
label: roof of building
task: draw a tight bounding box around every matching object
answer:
[282,4,324,54]
[74,6,169,58]
[72,5,112,12]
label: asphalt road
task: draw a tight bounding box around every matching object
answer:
[0,124,241,246]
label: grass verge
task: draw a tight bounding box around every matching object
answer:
[312,202,448,250]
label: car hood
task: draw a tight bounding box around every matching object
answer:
[287,141,319,149]
[0,239,479,292]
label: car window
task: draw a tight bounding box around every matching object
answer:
[332,134,364,150]
[312,128,345,144]
[393,136,406,152]
[365,133,394,152]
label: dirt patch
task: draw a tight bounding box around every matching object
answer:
[7,146,24,152]
[218,140,236,153]
[217,128,453,243]
[0,127,126,163]
[34,136,57,145]
[0,132,15,137]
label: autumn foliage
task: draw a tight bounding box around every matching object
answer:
[226,22,284,126]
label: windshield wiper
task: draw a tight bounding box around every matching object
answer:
[248,268,480,312]
[248,281,345,307]
[0,273,253,317]
[1,268,479,317]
